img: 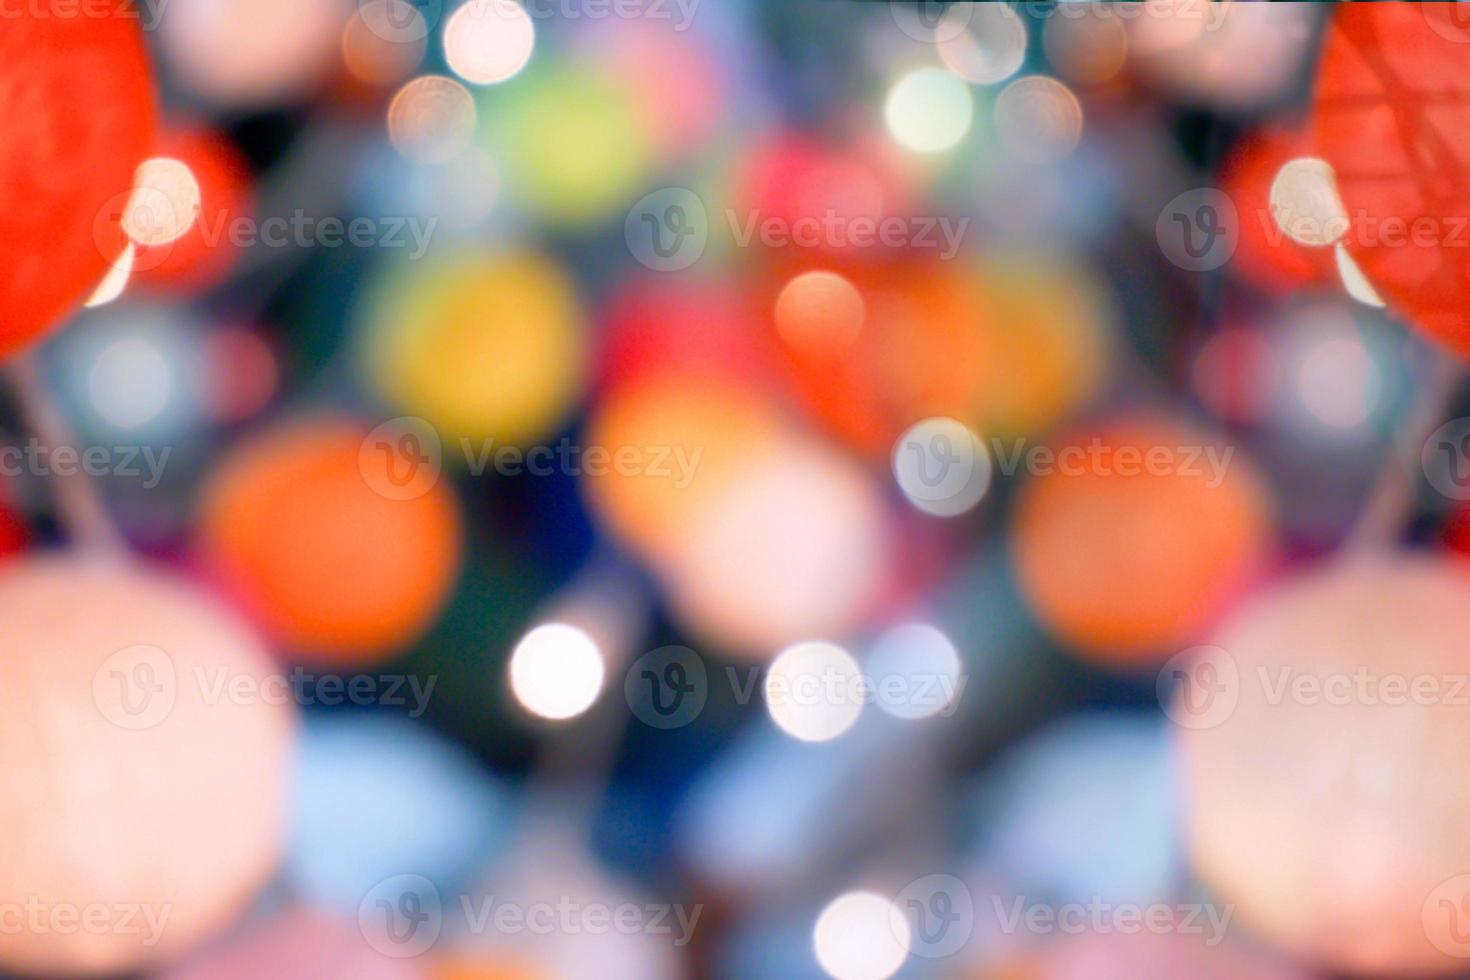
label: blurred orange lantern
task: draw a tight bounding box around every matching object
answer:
[0,9,154,353]
[0,556,291,976]
[583,377,781,564]
[1179,554,1470,975]
[197,416,463,665]
[136,126,252,293]
[775,252,1113,456]
[1012,416,1273,664]
[1313,2,1470,354]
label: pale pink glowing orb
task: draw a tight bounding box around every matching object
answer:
[1179,554,1470,975]
[0,556,294,976]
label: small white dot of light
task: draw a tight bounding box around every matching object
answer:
[388,75,477,164]
[812,891,910,980]
[1335,242,1386,308]
[1270,157,1349,248]
[509,623,605,721]
[84,243,135,309]
[867,623,963,721]
[765,641,863,742]
[1300,336,1378,430]
[122,158,201,247]
[937,3,1027,85]
[88,337,172,430]
[993,75,1083,165]
[885,67,974,155]
[444,0,535,86]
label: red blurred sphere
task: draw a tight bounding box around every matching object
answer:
[1313,3,1470,354]
[595,275,776,394]
[731,134,909,266]
[0,8,155,353]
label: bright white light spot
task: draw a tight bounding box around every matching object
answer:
[892,417,991,518]
[765,641,863,743]
[813,891,910,980]
[885,67,974,154]
[937,3,1027,85]
[867,623,963,720]
[445,0,535,85]
[85,243,135,309]
[1336,242,1385,308]
[123,158,201,247]
[1270,157,1349,247]
[993,75,1082,164]
[388,75,477,163]
[1300,336,1378,430]
[509,623,605,721]
[89,337,171,429]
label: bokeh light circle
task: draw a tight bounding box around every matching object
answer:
[812,891,909,980]
[766,641,864,743]
[509,623,606,722]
